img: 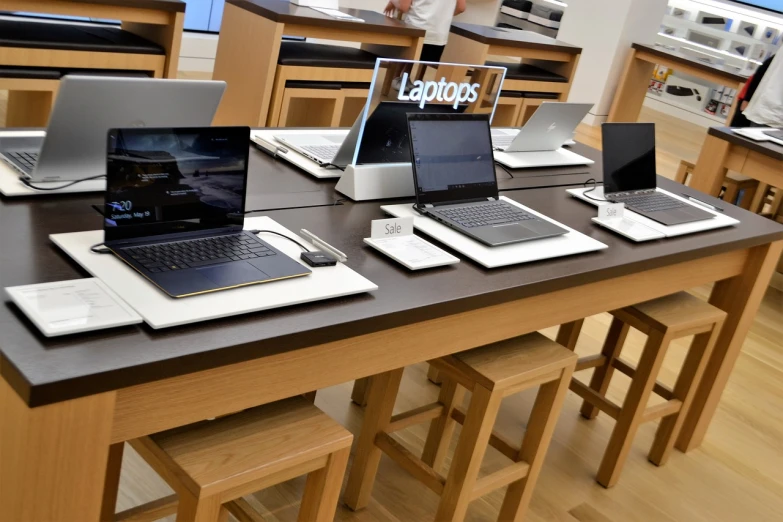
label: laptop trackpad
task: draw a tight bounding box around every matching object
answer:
[197,262,269,287]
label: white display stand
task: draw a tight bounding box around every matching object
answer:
[567,187,740,236]
[250,130,346,180]
[335,163,414,201]
[380,197,608,268]
[493,148,595,169]
[50,217,378,329]
[0,130,105,196]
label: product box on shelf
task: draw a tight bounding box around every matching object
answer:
[739,21,757,38]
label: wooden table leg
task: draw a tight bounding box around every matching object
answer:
[606,49,656,123]
[122,11,185,79]
[212,2,284,126]
[0,377,116,521]
[690,134,731,198]
[437,34,489,85]
[676,240,783,452]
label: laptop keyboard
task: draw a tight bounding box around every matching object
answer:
[492,136,514,148]
[433,201,535,228]
[301,144,339,161]
[612,192,687,213]
[8,151,38,170]
[122,234,277,273]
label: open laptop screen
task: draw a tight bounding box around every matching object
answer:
[408,113,497,205]
[602,123,657,195]
[104,126,250,242]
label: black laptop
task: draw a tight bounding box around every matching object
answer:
[407,113,568,247]
[602,123,713,226]
[104,126,311,298]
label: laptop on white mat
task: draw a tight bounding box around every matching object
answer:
[0,76,226,185]
[492,102,595,169]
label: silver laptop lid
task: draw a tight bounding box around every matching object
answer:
[506,102,592,152]
[32,76,226,182]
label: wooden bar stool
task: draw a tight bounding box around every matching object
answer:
[114,397,352,522]
[562,292,725,488]
[345,333,577,522]
[721,173,759,209]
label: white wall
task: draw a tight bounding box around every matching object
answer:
[558,0,668,125]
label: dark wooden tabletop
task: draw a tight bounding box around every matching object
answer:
[632,43,750,83]
[2,139,782,407]
[226,0,424,36]
[450,22,581,54]
[708,127,783,162]
[24,0,187,12]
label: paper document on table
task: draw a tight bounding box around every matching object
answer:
[310,7,365,22]
[5,278,142,336]
[364,235,459,270]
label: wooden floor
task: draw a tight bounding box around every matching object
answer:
[2,82,783,521]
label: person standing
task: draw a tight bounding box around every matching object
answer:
[384,0,467,64]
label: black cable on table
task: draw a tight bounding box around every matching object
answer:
[249,229,311,252]
[21,174,106,191]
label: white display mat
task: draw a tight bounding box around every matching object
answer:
[494,148,594,169]
[567,187,740,237]
[381,196,608,268]
[0,130,106,196]
[251,129,347,179]
[732,128,783,147]
[50,217,378,329]
[492,128,576,147]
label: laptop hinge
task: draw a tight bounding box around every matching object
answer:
[432,197,495,207]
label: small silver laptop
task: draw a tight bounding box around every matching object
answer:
[0,76,226,183]
[274,114,363,167]
[491,102,592,152]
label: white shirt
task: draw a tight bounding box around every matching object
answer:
[744,52,783,127]
[401,0,457,46]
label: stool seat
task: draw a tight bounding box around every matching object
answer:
[0,19,164,55]
[0,66,61,80]
[278,42,378,69]
[140,397,352,494]
[443,334,578,391]
[486,61,567,82]
[285,80,342,89]
[617,292,728,334]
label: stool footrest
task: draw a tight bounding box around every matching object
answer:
[375,432,446,495]
[471,461,531,501]
[115,494,177,522]
[612,358,675,401]
[642,400,683,423]
[570,380,621,419]
[225,498,266,522]
[576,354,607,372]
[451,407,520,461]
[388,402,444,433]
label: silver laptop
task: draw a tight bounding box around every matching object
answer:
[491,102,592,152]
[274,117,361,167]
[0,76,226,183]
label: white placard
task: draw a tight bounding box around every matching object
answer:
[5,278,142,336]
[364,235,459,270]
[371,217,414,238]
[597,202,625,221]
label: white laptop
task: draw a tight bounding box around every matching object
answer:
[492,102,595,169]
